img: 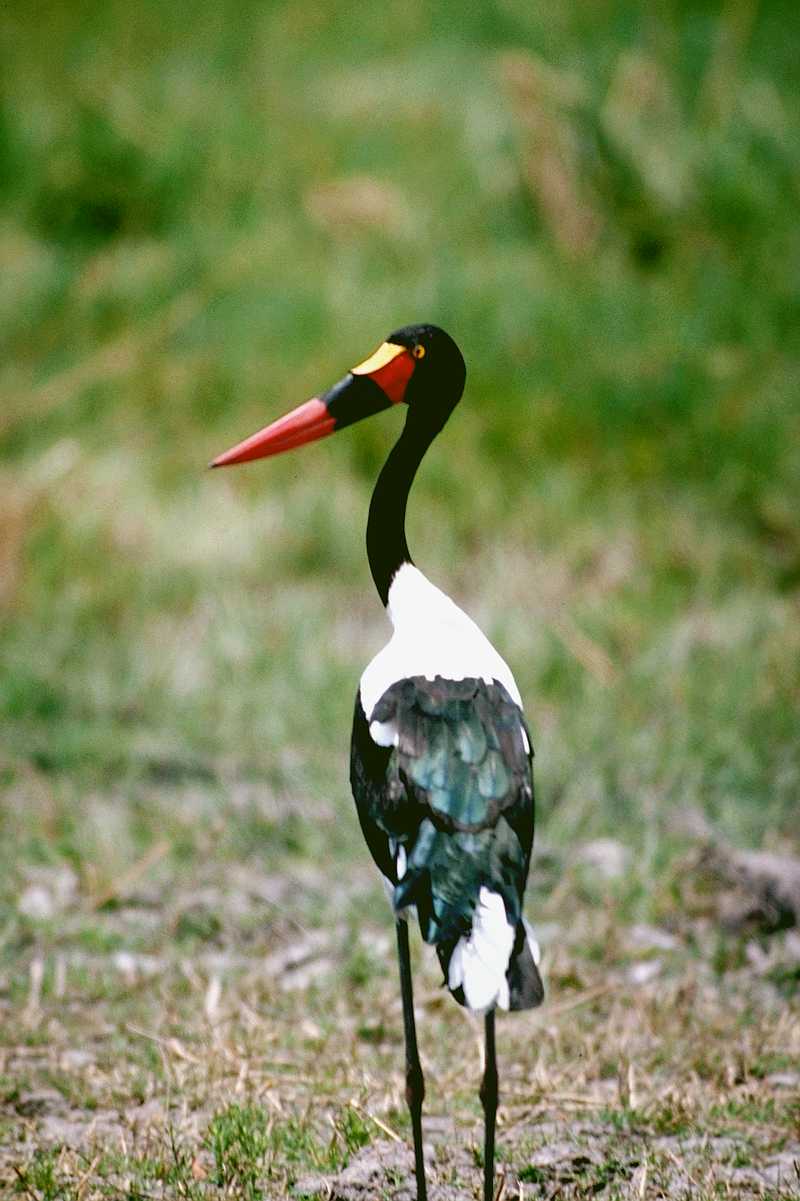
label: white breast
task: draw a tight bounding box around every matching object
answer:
[359,563,522,720]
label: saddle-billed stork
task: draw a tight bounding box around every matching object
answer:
[212,325,543,1201]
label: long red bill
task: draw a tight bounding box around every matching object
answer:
[211,341,415,469]
[210,398,334,468]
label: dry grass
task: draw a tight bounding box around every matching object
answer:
[2,834,798,1199]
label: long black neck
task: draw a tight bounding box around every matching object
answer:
[367,419,436,606]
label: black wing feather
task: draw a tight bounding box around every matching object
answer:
[350,674,542,1010]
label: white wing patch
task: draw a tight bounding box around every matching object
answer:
[383,842,410,914]
[447,888,515,1014]
[360,564,522,722]
[368,718,398,747]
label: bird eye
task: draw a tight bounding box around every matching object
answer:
[412,344,426,360]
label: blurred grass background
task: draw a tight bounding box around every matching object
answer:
[2,3,800,1192]
[1,0,799,923]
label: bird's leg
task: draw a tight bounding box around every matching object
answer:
[396,919,427,1201]
[480,1009,499,1201]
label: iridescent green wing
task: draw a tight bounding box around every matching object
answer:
[369,676,534,946]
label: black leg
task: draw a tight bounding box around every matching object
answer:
[396,919,427,1201]
[480,1009,498,1201]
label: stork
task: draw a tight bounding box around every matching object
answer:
[212,324,543,1201]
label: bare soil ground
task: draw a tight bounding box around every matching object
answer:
[2,836,799,1200]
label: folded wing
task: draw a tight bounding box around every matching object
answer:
[350,675,543,1011]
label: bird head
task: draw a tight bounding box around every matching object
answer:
[210,323,466,468]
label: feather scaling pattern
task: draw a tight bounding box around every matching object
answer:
[350,675,543,1011]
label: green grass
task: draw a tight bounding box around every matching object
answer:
[1,0,799,1196]
[2,0,799,854]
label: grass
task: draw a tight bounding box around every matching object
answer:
[1,0,799,1196]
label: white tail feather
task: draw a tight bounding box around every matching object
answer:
[523,917,541,965]
[447,888,514,1013]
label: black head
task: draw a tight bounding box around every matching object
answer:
[383,323,467,425]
